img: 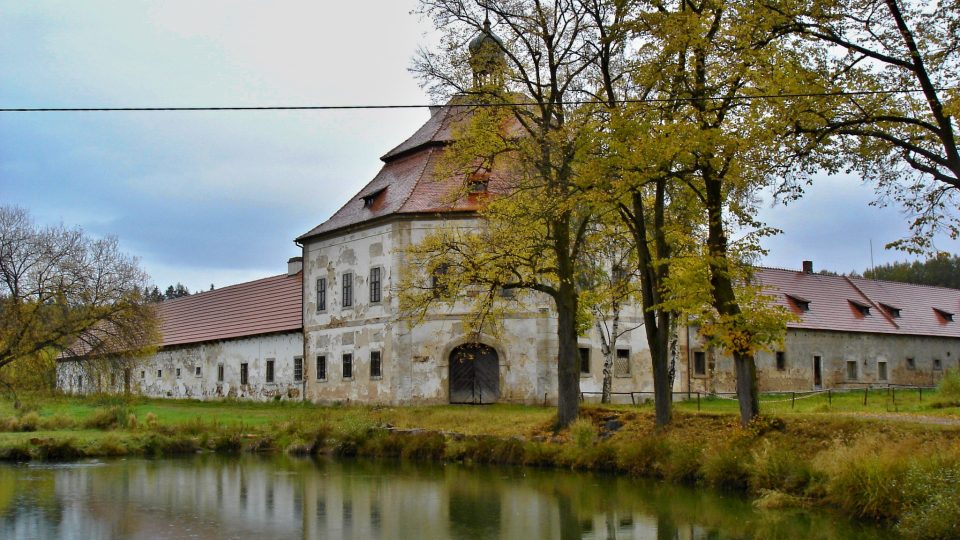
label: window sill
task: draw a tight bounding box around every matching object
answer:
[370,375,382,381]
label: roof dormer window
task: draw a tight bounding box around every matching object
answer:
[880,303,901,318]
[361,187,386,209]
[467,171,489,194]
[786,294,810,312]
[935,308,954,322]
[849,299,871,316]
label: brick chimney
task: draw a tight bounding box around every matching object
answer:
[802,260,813,274]
[287,256,303,276]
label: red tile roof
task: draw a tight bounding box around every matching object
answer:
[753,267,960,338]
[157,272,302,347]
[297,100,517,242]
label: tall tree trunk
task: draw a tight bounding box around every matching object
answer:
[555,212,580,428]
[704,174,759,425]
[556,282,580,427]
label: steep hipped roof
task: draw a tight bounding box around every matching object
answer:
[753,267,960,338]
[157,272,302,347]
[297,100,516,242]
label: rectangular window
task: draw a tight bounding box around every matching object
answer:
[578,347,590,374]
[906,357,916,370]
[240,363,249,385]
[342,273,353,307]
[217,364,224,383]
[369,267,381,303]
[157,369,162,378]
[316,355,327,381]
[77,376,82,389]
[342,353,353,379]
[614,349,631,377]
[294,357,303,382]
[934,358,943,370]
[694,351,706,376]
[195,366,201,377]
[878,361,888,381]
[266,359,275,383]
[432,264,449,297]
[370,350,382,378]
[141,370,145,380]
[176,368,181,378]
[775,351,786,371]
[846,360,858,380]
[316,278,326,312]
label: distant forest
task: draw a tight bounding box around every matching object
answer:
[820,254,960,289]
[143,282,216,302]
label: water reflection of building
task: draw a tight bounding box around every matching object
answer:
[1,457,889,539]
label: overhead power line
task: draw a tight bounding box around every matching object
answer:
[0,87,951,113]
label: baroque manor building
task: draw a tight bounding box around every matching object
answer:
[58,24,960,401]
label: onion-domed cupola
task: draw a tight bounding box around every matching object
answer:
[468,16,506,88]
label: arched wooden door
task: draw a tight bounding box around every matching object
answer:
[449,343,500,404]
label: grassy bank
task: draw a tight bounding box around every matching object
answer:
[1,394,959,538]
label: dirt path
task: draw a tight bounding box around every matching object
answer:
[833,412,960,426]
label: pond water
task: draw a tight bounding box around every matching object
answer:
[0,455,894,539]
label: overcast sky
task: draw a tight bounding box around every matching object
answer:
[1,1,957,292]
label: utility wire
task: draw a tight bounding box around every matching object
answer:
[0,87,951,113]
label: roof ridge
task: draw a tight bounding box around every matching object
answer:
[160,272,295,306]
[847,274,960,292]
[380,104,452,162]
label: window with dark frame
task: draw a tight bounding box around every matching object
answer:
[317,278,326,311]
[266,359,275,383]
[432,264,449,297]
[846,360,858,380]
[614,349,631,376]
[693,351,706,376]
[342,353,353,379]
[370,350,382,378]
[176,368,181,378]
[342,273,353,307]
[317,355,327,381]
[578,347,590,374]
[370,267,381,303]
[907,357,916,370]
[157,369,162,378]
[240,363,249,385]
[141,370,145,380]
[217,364,224,383]
[195,366,201,377]
[934,358,943,370]
[294,357,303,382]
[775,351,786,371]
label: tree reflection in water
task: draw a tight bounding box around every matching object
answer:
[0,456,895,539]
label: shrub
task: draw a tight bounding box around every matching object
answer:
[84,435,130,457]
[896,455,960,539]
[936,368,960,405]
[83,406,132,430]
[141,433,199,456]
[569,418,597,450]
[35,438,82,461]
[750,439,813,494]
[211,432,244,453]
[616,436,669,478]
[0,442,33,461]
[701,439,753,492]
[17,411,41,432]
[813,434,912,521]
[40,414,76,431]
[144,412,158,429]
